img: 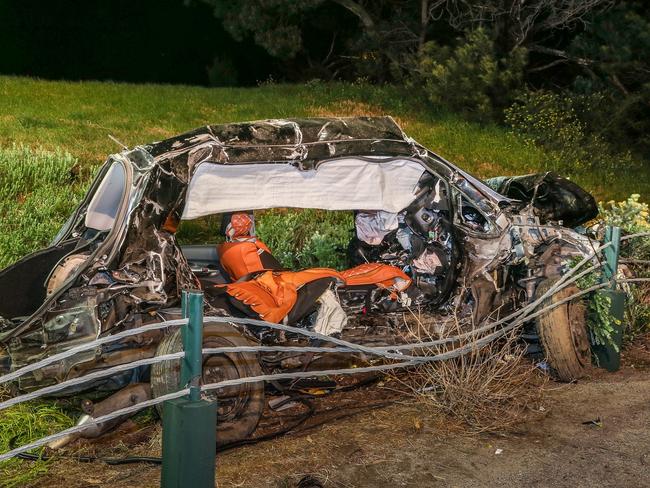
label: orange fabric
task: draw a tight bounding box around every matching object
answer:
[219,264,411,324]
[279,268,344,288]
[224,271,298,323]
[221,268,344,323]
[218,240,272,281]
[341,263,412,291]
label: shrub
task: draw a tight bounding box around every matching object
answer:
[256,209,354,270]
[599,194,650,340]
[0,146,88,269]
[400,312,544,433]
[504,90,635,175]
[416,28,527,118]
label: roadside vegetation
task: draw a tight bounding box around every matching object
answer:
[0,387,74,487]
[0,73,649,485]
[0,145,86,268]
[600,196,650,341]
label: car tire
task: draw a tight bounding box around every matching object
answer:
[151,322,265,446]
[535,277,591,381]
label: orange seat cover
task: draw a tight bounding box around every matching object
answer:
[340,263,412,291]
[219,264,411,324]
[221,268,343,323]
[218,240,272,281]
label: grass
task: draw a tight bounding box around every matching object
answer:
[0,389,74,488]
[0,75,647,201]
[0,145,87,268]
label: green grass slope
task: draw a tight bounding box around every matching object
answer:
[1,75,646,201]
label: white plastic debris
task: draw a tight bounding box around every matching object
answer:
[312,289,348,336]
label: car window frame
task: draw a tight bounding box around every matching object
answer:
[451,186,501,238]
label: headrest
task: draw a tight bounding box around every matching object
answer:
[225,213,254,240]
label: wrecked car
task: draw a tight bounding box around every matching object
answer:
[0,116,599,445]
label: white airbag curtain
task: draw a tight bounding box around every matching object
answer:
[182,158,426,219]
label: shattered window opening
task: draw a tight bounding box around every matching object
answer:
[84,161,127,232]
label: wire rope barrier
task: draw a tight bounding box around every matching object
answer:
[1,232,648,464]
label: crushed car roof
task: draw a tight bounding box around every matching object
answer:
[144,116,422,165]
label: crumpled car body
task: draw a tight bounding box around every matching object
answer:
[0,116,598,443]
[485,172,598,228]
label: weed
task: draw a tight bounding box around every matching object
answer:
[0,392,74,488]
[0,145,89,269]
[398,308,544,433]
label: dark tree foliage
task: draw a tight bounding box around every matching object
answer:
[198,0,618,80]
[199,0,649,156]
[568,2,650,153]
[197,0,439,81]
[0,0,648,157]
[0,0,278,86]
[570,3,650,94]
[426,0,614,53]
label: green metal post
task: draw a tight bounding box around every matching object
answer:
[184,290,203,401]
[181,289,189,318]
[593,225,625,372]
[179,290,190,388]
[161,289,216,488]
[603,225,621,286]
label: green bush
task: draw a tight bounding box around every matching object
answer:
[599,194,650,340]
[256,209,354,270]
[600,194,650,233]
[504,90,635,175]
[417,28,527,118]
[0,145,88,269]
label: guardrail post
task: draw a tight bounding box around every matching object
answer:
[603,225,621,286]
[161,289,216,488]
[593,225,625,372]
[179,290,189,388]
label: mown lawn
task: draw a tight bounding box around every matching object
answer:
[1,75,647,201]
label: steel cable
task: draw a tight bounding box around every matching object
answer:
[0,319,188,386]
[5,233,650,461]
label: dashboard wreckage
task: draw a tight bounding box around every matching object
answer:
[0,116,599,446]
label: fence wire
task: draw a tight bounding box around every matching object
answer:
[1,233,648,463]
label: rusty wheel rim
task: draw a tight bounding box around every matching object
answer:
[567,299,591,367]
[202,338,251,422]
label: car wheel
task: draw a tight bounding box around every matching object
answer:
[151,322,265,446]
[535,277,591,381]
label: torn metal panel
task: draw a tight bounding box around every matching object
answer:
[485,172,598,227]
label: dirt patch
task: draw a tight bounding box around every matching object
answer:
[27,338,650,488]
[310,100,382,117]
